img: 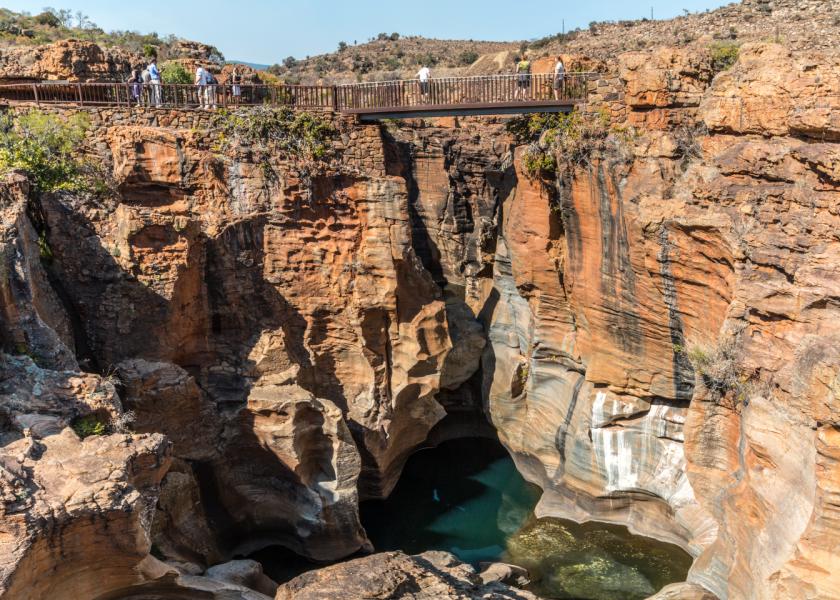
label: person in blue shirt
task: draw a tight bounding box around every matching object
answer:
[148,57,162,107]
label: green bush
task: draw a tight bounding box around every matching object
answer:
[72,414,107,439]
[710,42,739,73]
[213,107,337,162]
[523,146,557,178]
[507,107,620,175]
[458,51,479,66]
[383,56,401,70]
[0,109,91,192]
[160,61,192,84]
[34,11,61,27]
[415,52,439,67]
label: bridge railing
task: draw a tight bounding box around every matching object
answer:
[0,82,337,109]
[0,73,593,112]
[336,73,592,111]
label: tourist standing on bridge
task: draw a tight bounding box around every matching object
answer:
[553,56,566,101]
[140,66,151,105]
[148,57,162,107]
[417,64,431,102]
[195,65,209,108]
[127,69,142,106]
[514,55,531,100]
[205,69,218,109]
[230,68,242,105]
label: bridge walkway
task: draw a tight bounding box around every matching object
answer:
[0,73,593,120]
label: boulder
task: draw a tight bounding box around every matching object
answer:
[275,551,539,600]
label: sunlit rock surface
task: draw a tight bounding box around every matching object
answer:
[0,4,839,595]
[275,551,539,600]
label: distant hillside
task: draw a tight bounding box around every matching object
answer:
[521,0,838,60]
[269,35,520,84]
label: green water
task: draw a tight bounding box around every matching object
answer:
[360,438,692,600]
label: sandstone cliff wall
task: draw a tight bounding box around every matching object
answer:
[1,33,839,600]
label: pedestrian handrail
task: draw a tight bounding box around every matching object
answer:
[0,73,595,114]
[337,73,592,112]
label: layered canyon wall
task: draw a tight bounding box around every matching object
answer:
[0,23,839,600]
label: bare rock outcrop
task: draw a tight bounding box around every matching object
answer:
[0,174,76,370]
[0,354,172,599]
[15,113,453,565]
[0,39,138,82]
[275,551,539,600]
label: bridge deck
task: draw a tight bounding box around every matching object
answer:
[0,73,592,119]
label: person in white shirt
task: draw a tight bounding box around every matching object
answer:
[195,65,209,108]
[553,56,566,101]
[417,65,431,101]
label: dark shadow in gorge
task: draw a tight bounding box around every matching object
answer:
[380,124,515,425]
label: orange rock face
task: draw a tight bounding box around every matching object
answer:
[1,33,839,600]
[22,113,452,569]
[0,39,138,82]
[482,42,840,600]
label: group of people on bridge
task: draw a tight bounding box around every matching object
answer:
[122,53,570,110]
[125,56,243,109]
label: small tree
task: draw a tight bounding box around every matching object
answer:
[160,62,192,84]
[34,11,61,27]
[338,41,348,52]
[74,10,93,29]
[0,109,91,193]
[283,56,298,69]
[43,7,73,27]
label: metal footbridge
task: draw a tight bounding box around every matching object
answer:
[0,73,592,120]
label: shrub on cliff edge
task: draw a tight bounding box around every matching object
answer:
[212,106,337,162]
[710,42,740,73]
[0,109,92,192]
[507,108,632,178]
[681,337,763,408]
[71,414,107,439]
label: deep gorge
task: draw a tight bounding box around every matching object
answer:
[1,15,839,600]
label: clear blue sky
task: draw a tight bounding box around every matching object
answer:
[7,1,733,65]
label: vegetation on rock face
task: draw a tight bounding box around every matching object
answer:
[71,414,107,439]
[710,42,740,73]
[679,338,762,407]
[0,109,98,193]
[212,107,337,162]
[508,108,633,178]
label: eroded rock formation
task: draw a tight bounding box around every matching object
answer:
[275,551,539,600]
[1,3,839,598]
[0,39,139,82]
